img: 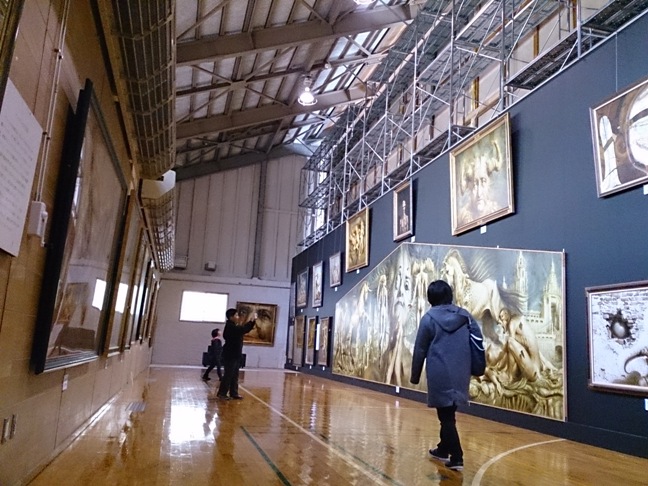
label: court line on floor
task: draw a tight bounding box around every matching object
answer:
[241,385,401,486]
[471,438,565,485]
[242,426,292,486]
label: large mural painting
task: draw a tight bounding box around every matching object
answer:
[333,243,566,420]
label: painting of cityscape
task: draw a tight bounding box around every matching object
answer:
[332,242,566,420]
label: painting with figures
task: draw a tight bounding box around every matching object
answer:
[333,242,566,420]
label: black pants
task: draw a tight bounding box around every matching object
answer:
[436,405,462,460]
[217,356,242,397]
[203,358,222,380]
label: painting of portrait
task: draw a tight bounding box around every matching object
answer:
[587,281,648,396]
[312,261,323,307]
[293,315,305,367]
[317,317,330,367]
[237,302,278,346]
[450,113,514,235]
[296,269,308,308]
[393,181,413,241]
[333,242,566,420]
[329,252,342,287]
[305,316,317,365]
[345,208,369,272]
[590,76,648,197]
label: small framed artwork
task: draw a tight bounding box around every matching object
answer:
[587,280,648,396]
[296,269,308,308]
[294,316,305,367]
[287,323,294,363]
[317,317,331,367]
[450,113,514,235]
[329,252,342,287]
[312,261,323,307]
[590,76,648,197]
[237,302,278,346]
[345,208,369,272]
[393,181,413,241]
[305,316,317,365]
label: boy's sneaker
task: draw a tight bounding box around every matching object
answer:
[428,448,449,461]
[445,458,464,471]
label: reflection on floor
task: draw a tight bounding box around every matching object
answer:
[29,367,648,485]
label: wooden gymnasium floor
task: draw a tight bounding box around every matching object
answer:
[29,367,648,486]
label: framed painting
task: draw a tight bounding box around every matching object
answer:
[586,280,648,396]
[296,268,308,308]
[312,261,323,308]
[329,252,342,287]
[103,195,142,355]
[333,242,566,421]
[345,207,369,272]
[305,316,317,365]
[450,113,514,235]
[317,317,330,367]
[31,80,128,373]
[0,0,24,110]
[237,302,278,346]
[287,322,294,363]
[121,228,149,349]
[294,315,305,367]
[393,181,413,241]
[590,76,648,197]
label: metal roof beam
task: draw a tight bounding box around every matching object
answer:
[177,86,368,140]
[176,5,418,66]
[174,144,312,181]
[176,53,386,97]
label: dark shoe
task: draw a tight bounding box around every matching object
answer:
[231,395,243,400]
[444,458,463,471]
[216,394,230,400]
[428,448,449,461]
[202,376,211,381]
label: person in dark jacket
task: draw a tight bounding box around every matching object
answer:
[410,280,483,472]
[217,308,256,400]
[202,328,223,381]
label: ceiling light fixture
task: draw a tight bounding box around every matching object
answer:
[297,76,317,106]
[354,0,375,5]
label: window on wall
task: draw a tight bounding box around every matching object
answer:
[179,291,228,322]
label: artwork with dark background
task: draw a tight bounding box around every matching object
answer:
[393,181,413,241]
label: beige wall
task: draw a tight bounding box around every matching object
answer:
[0,2,151,485]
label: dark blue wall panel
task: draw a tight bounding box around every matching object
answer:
[291,12,648,457]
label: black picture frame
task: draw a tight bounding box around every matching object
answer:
[393,181,413,241]
[0,1,25,110]
[31,79,128,373]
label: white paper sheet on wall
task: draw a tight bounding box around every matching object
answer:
[0,79,42,256]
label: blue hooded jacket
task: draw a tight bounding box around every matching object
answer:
[410,304,482,408]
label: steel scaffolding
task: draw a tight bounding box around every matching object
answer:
[298,0,648,249]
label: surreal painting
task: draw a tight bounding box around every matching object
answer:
[450,113,513,235]
[237,302,277,346]
[590,76,648,197]
[345,208,369,272]
[333,242,566,420]
[587,281,648,396]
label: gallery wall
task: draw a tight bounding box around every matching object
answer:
[289,12,648,458]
